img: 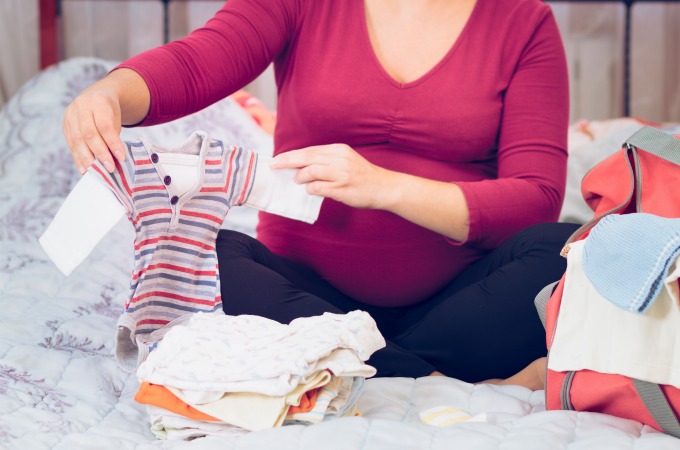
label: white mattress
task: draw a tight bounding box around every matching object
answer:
[1,57,679,450]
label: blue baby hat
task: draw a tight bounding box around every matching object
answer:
[582,213,680,313]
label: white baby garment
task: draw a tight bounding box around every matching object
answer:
[548,239,680,387]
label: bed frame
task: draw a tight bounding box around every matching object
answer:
[546,0,679,117]
[38,0,678,116]
[38,0,224,69]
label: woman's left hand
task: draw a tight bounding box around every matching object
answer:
[270,144,394,209]
[271,143,471,241]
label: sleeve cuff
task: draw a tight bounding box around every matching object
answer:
[39,172,127,276]
[244,155,323,224]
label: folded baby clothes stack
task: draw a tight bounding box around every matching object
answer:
[134,310,386,439]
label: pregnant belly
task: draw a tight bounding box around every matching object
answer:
[257,202,482,306]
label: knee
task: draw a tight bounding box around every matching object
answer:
[513,222,580,250]
[505,222,580,279]
[215,229,256,258]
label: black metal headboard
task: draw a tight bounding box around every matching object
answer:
[156,0,226,45]
[39,0,225,68]
[41,0,678,116]
[547,0,680,116]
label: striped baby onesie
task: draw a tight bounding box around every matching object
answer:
[40,131,323,372]
[89,132,261,371]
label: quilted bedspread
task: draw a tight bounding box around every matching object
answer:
[0,58,679,450]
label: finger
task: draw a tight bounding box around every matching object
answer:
[77,106,116,173]
[270,146,337,169]
[305,180,324,197]
[62,115,82,174]
[93,107,125,162]
[63,109,93,174]
[295,164,336,185]
[305,180,336,199]
[72,133,96,174]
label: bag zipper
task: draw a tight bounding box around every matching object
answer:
[561,143,639,255]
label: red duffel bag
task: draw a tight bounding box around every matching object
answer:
[535,126,680,438]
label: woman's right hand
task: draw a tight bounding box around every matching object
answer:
[63,86,125,174]
[62,68,151,174]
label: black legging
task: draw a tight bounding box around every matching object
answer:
[215,222,579,382]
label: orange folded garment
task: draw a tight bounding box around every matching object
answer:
[136,380,322,421]
[135,382,220,422]
[287,386,320,414]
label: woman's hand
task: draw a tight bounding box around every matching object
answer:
[63,87,125,174]
[62,68,151,174]
[271,143,471,242]
[270,143,396,209]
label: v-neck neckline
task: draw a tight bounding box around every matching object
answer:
[359,0,481,89]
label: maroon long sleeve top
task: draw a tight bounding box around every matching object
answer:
[119,0,569,306]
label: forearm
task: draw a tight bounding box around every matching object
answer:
[84,68,150,126]
[376,169,470,242]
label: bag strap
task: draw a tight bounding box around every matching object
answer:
[563,147,636,246]
[560,371,575,411]
[534,281,559,329]
[625,126,680,166]
[632,378,680,439]
[563,126,680,246]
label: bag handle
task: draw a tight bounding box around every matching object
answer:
[534,280,559,329]
[562,126,680,247]
[632,378,680,439]
[625,126,680,166]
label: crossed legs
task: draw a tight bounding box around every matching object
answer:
[216,222,578,386]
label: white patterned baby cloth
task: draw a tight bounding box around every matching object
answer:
[39,131,323,372]
[137,311,385,394]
